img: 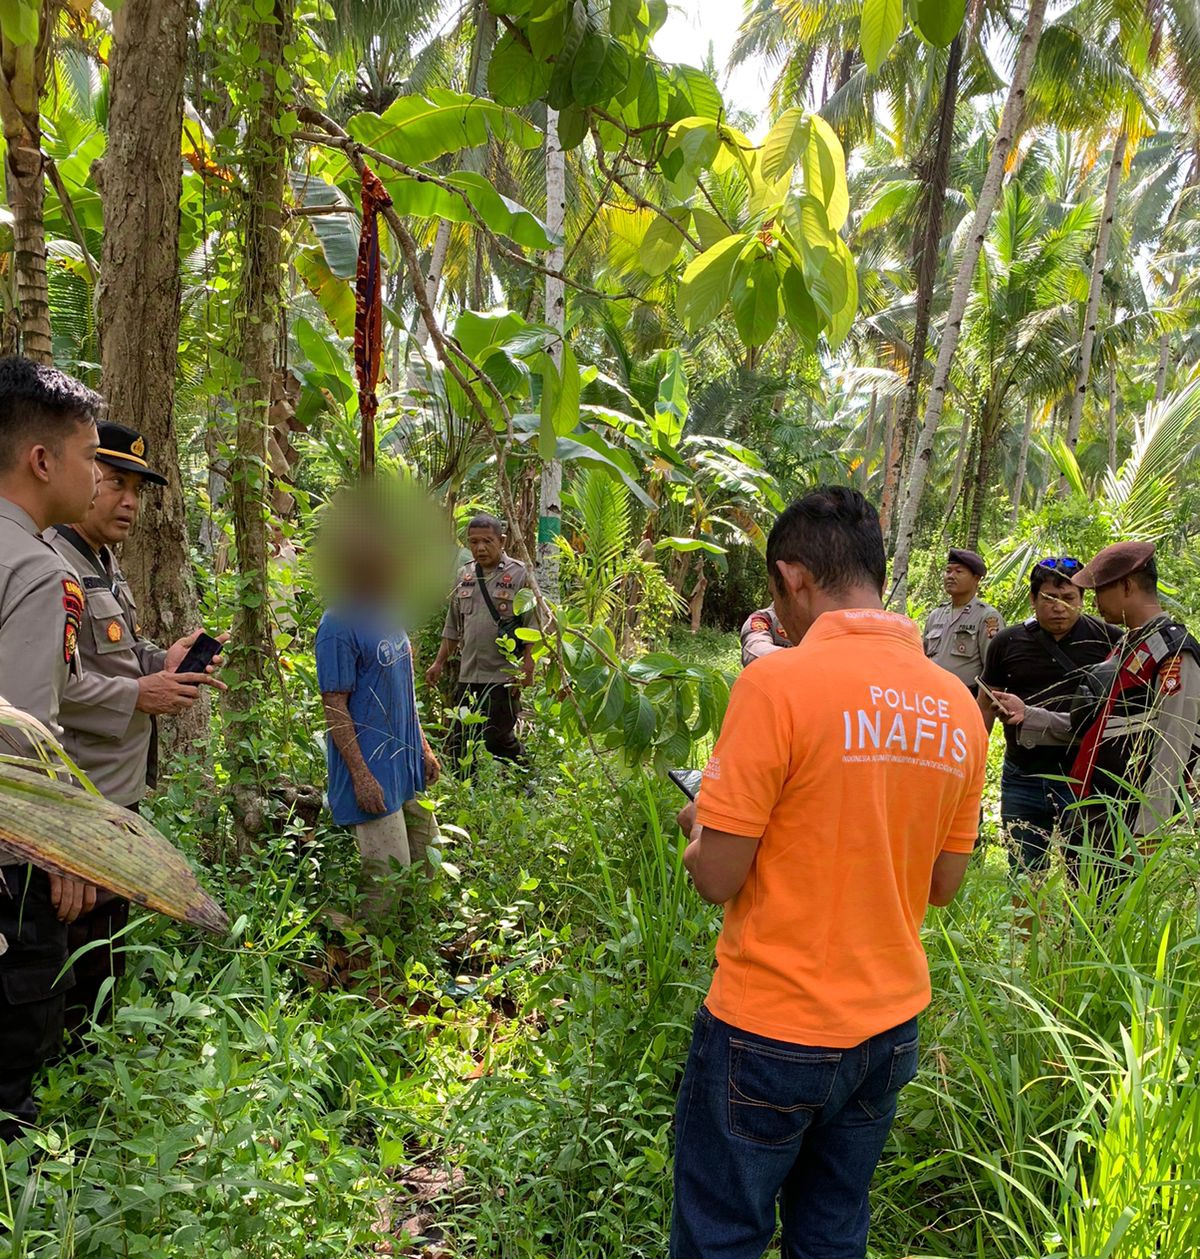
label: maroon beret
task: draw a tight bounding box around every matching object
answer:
[947,548,987,578]
[1072,541,1156,589]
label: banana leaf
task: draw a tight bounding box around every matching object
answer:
[0,704,227,934]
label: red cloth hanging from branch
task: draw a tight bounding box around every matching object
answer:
[354,165,392,478]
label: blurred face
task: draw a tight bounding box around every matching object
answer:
[468,525,503,569]
[943,562,980,602]
[46,417,101,524]
[81,466,146,545]
[1031,577,1083,637]
[1092,580,1127,626]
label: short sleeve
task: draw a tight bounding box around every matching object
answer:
[941,722,987,854]
[442,588,463,641]
[315,616,359,694]
[980,629,1006,688]
[0,568,73,734]
[695,672,793,838]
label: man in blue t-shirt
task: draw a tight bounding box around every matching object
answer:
[315,531,441,925]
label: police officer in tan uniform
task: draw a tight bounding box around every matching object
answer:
[0,357,102,1138]
[739,606,793,667]
[426,514,534,767]
[922,548,1004,693]
[49,422,224,1038]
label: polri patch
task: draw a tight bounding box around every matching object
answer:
[61,579,83,663]
[749,614,770,633]
[1159,656,1182,695]
[984,615,1000,639]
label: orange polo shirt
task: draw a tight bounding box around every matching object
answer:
[695,607,987,1047]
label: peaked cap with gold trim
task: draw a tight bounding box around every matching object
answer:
[96,421,168,486]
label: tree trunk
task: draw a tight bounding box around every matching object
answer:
[1010,398,1034,525]
[945,410,973,522]
[413,222,451,352]
[0,1,53,362]
[226,0,290,846]
[95,0,201,749]
[537,106,566,603]
[1152,271,1179,403]
[1062,129,1126,473]
[878,398,899,536]
[888,0,1047,608]
[966,423,994,549]
[96,0,191,624]
[888,32,963,533]
[1106,356,1118,469]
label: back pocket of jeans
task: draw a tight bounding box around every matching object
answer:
[727,1040,841,1146]
[859,1036,920,1120]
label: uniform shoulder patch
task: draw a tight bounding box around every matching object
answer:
[106,619,123,643]
[984,615,1000,639]
[61,578,83,663]
[1159,656,1182,695]
[748,614,770,633]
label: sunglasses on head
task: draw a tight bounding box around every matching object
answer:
[1034,556,1082,573]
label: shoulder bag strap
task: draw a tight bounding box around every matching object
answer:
[475,562,505,626]
[1034,627,1082,676]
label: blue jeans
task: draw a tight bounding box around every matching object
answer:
[670,1005,919,1259]
[1000,759,1076,871]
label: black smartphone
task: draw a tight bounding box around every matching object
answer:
[175,632,222,675]
[668,768,704,801]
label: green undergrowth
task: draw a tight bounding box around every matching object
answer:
[2,688,1198,1257]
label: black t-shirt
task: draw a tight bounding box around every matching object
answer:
[982,614,1122,773]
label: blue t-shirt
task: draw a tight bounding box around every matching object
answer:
[315,607,425,826]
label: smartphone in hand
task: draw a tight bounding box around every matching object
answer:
[175,632,223,675]
[975,676,1011,719]
[668,768,704,801]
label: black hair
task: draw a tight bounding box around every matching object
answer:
[467,512,505,536]
[0,357,101,472]
[765,486,885,595]
[1131,555,1158,594]
[1029,565,1082,598]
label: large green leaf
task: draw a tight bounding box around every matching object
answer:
[861,0,903,74]
[760,108,809,183]
[346,89,541,166]
[294,248,355,338]
[910,0,965,47]
[0,0,38,46]
[381,170,561,250]
[640,213,685,276]
[488,31,554,106]
[677,233,743,332]
[654,349,689,448]
[731,252,781,347]
[571,33,631,107]
[289,172,359,279]
[803,115,849,231]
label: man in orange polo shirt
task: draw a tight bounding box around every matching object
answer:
[672,487,988,1259]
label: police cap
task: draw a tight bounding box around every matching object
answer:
[1071,541,1155,590]
[96,422,168,486]
[947,548,987,578]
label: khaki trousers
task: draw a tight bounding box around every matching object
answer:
[353,799,439,922]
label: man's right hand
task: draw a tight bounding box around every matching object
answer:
[425,661,444,687]
[135,671,209,716]
[352,770,387,816]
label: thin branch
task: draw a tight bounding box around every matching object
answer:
[590,127,701,249]
[43,158,98,285]
[296,110,639,304]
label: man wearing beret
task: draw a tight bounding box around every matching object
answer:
[49,421,225,1041]
[739,605,793,668]
[990,542,1200,871]
[922,548,1004,693]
